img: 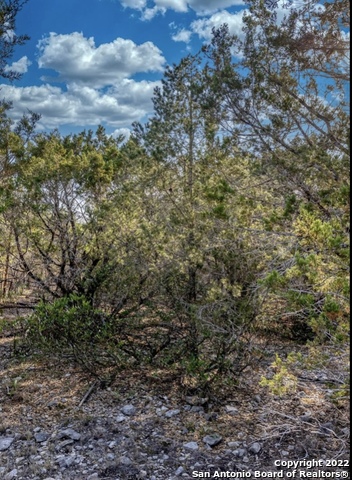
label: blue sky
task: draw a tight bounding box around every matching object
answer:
[1,0,251,137]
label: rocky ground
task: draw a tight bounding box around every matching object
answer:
[0,324,350,480]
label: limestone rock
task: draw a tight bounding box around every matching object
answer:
[116,414,126,423]
[185,396,208,406]
[57,428,81,441]
[34,432,50,443]
[203,434,222,447]
[165,409,181,418]
[249,442,261,454]
[4,469,17,480]
[121,404,136,416]
[0,437,14,451]
[183,441,199,450]
[225,405,239,415]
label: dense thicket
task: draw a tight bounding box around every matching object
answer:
[0,0,349,393]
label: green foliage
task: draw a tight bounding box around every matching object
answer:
[181,355,213,391]
[27,294,108,346]
[260,270,286,291]
[329,382,350,404]
[0,0,349,395]
[283,195,298,219]
[260,354,298,396]
[24,294,126,374]
[308,296,350,344]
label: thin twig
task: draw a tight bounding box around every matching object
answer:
[78,380,99,407]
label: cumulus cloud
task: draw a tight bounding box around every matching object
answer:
[171,28,192,43]
[111,127,131,141]
[191,9,247,41]
[4,56,32,74]
[0,79,160,129]
[0,31,167,131]
[170,9,247,44]
[154,0,188,12]
[141,6,166,20]
[186,0,244,14]
[121,0,147,7]
[121,0,244,16]
[37,32,165,87]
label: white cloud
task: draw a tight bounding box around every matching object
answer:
[141,6,166,20]
[4,56,32,74]
[0,79,160,129]
[154,0,188,12]
[191,9,247,41]
[120,0,166,19]
[1,29,15,42]
[111,127,131,141]
[0,31,167,132]
[187,0,244,14]
[121,0,244,16]
[172,28,192,43]
[121,0,146,8]
[37,32,166,88]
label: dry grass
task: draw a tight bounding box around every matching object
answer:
[0,314,349,477]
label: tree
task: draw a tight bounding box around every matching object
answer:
[201,0,349,210]
[0,0,32,298]
[1,128,121,300]
[1,0,348,393]
[0,0,29,81]
[200,0,349,351]
[133,56,208,355]
[131,56,269,386]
